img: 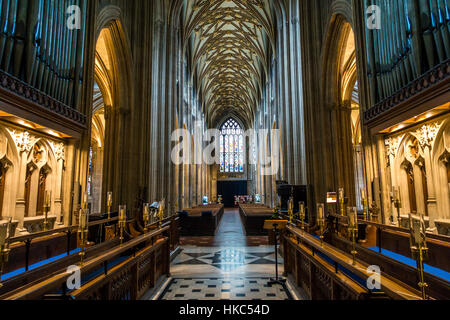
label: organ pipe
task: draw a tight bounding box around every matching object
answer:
[364,0,450,105]
[0,0,87,110]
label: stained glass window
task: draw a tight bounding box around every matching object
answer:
[219,118,244,173]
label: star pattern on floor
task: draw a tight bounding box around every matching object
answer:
[175,248,282,272]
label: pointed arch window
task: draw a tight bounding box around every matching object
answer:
[220,119,244,173]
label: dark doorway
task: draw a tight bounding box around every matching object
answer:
[217,181,247,207]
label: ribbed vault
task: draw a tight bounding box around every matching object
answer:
[183,0,275,128]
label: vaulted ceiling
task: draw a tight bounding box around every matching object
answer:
[183,0,276,128]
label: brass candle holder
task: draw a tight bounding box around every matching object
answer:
[338,188,345,216]
[107,191,113,219]
[118,205,127,244]
[408,213,429,300]
[298,202,306,232]
[158,200,165,228]
[0,218,12,288]
[288,197,294,224]
[78,209,89,265]
[347,207,358,265]
[360,188,368,221]
[317,203,325,247]
[143,203,150,232]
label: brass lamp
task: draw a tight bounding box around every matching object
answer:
[107,192,113,219]
[338,188,345,216]
[317,203,325,247]
[43,190,52,231]
[347,207,358,265]
[408,213,429,300]
[143,203,150,232]
[298,202,306,232]
[0,218,12,288]
[78,209,89,265]
[118,205,127,244]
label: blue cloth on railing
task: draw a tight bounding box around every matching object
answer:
[310,235,380,292]
[79,255,129,287]
[1,248,82,281]
[368,247,450,281]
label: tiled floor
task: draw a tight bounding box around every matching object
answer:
[172,246,283,277]
[159,277,292,300]
[148,209,301,301]
[180,208,269,247]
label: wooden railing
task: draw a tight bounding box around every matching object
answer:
[1,226,170,300]
[284,225,424,300]
[4,217,119,274]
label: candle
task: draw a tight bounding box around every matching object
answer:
[82,192,88,209]
[299,202,305,215]
[45,191,51,207]
[339,188,344,202]
[413,220,422,245]
[349,207,358,228]
[119,205,126,221]
[360,188,366,203]
[317,204,324,220]
[79,209,87,229]
[107,192,113,206]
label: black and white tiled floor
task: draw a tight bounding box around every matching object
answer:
[159,277,292,300]
[148,246,302,301]
[171,246,283,277]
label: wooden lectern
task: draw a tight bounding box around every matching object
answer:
[264,220,288,286]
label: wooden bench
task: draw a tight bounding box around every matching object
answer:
[284,225,425,300]
[0,226,170,300]
[238,204,273,236]
[179,204,224,236]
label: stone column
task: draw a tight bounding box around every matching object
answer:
[417,123,441,232]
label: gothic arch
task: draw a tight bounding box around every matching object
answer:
[92,7,135,209]
[321,14,360,206]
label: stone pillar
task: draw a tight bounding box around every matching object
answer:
[417,123,441,232]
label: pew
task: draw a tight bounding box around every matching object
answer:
[179,204,224,236]
[238,204,274,236]
[283,225,427,300]
[0,226,171,300]
[1,214,180,299]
